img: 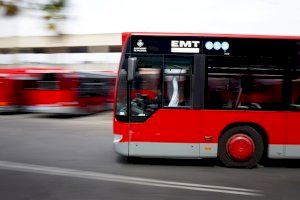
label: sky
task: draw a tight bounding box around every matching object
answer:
[0,0,300,37]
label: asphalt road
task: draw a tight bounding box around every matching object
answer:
[0,112,300,200]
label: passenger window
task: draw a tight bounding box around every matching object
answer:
[207,76,284,110]
[79,77,104,98]
[241,78,283,110]
[38,73,59,90]
[24,80,38,90]
[206,56,285,110]
[163,56,192,107]
[207,77,241,109]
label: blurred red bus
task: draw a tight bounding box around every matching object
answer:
[21,68,116,115]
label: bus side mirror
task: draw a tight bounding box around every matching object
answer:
[127,57,137,81]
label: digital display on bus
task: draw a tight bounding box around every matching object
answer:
[130,35,297,56]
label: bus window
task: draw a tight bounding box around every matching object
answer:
[164,56,192,107]
[24,80,38,90]
[207,76,284,110]
[206,56,285,110]
[244,78,283,110]
[79,77,103,98]
[207,77,241,109]
[38,73,59,90]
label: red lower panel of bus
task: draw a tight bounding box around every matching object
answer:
[0,78,19,107]
[23,90,76,106]
[0,78,11,105]
[114,109,300,145]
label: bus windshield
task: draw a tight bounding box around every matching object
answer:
[115,54,193,120]
[116,55,162,117]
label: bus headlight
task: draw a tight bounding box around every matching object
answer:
[113,134,123,143]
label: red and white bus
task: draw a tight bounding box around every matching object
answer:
[113,32,300,168]
[20,68,115,115]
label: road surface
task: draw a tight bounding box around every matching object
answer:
[0,112,299,200]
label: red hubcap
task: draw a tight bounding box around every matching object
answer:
[226,134,255,161]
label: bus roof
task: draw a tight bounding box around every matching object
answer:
[128,32,300,39]
[123,32,300,45]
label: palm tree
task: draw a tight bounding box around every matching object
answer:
[0,0,67,34]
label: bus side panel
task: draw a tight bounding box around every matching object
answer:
[127,110,285,144]
[128,109,202,158]
[201,110,286,158]
[124,109,286,158]
[0,77,9,103]
[286,112,300,157]
[0,77,18,111]
[200,110,285,143]
[23,90,77,106]
[0,77,11,107]
[114,109,287,157]
[129,109,201,143]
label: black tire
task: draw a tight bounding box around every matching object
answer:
[218,126,264,168]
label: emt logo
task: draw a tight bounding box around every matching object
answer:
[171,40,200,53]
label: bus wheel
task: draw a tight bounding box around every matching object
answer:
[218,126,264,168]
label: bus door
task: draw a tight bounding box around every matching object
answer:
[127,54,203,157]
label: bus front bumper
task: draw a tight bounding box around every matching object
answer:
[113,134,128,156]
[113,134,218,158]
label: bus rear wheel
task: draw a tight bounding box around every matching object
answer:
[218,126,264,168]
